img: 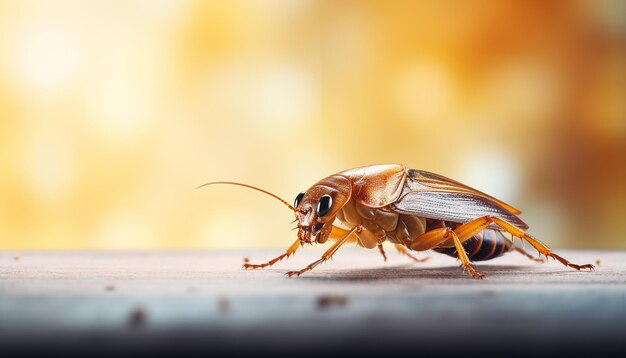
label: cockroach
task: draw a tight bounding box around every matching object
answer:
[198,164,594,279]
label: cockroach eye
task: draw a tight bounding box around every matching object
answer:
[317,195,332,217]
[294,192,305,208]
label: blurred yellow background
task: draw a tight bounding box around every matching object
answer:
[0,0,624,250]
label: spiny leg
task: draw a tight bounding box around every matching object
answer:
[513,247,545,263]
[243,238,300,269]
[408,227,484,279]
[378,243,388,262]
[395,244,429,263]
[447,229,485,279]
[454,216,594,271]
[491,217,594,270]
[286,225,362,277]
[503,235,544,263]
[243,226,349,270]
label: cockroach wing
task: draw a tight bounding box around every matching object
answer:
[391,169,529,230]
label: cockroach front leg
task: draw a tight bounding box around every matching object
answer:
[243,239,301,269]
[395,244,429,263]
[286,226,362,277]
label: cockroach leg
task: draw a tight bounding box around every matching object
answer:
[377,243,388,262]
[454,216,595,271]
[513,246,545,263]
[286,225,362,277]
[395,244,429,263]
[243,239,300,270]
[446,229,485,279]
[408,227,484,279]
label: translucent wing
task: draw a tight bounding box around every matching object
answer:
[391,169,528,230]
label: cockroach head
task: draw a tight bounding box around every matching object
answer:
[292,175,352,244]
[294,195,334,244]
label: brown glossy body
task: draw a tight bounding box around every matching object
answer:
[334,198,425,249]
[295,165,518,256]
[335,198,513,261]
[317,173,510,261]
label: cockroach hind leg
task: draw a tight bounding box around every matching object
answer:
[513,247,545,263]
[459,263,486,280]
[452,216,595,273]
[545,252,595,271]
[405,226,485,279]
[466,265,486,280]
[395,244,429,263]
[488,217,596,271]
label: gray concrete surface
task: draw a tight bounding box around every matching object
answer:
[0,248,624,356]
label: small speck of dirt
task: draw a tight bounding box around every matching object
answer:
[128,308,147,328]
[596,259,601,266]
[243,257,250,264]
[105,285,115,291]
[13,256,20,261]
[217,297,230,314]
[317,295,349,309]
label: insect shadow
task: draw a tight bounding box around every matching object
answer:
[283,264,539,282]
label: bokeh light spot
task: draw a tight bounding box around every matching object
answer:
[95,210,156,249]
[85,77,152,143]
[393,61,456,123]
[21,127,76,205]
[7,24,82,96]
[253,66,316,126]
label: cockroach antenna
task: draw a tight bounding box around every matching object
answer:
[196,181,295,211]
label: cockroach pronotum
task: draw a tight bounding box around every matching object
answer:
[198,164,594,279]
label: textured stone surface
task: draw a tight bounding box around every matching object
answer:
[0,248,623,356]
